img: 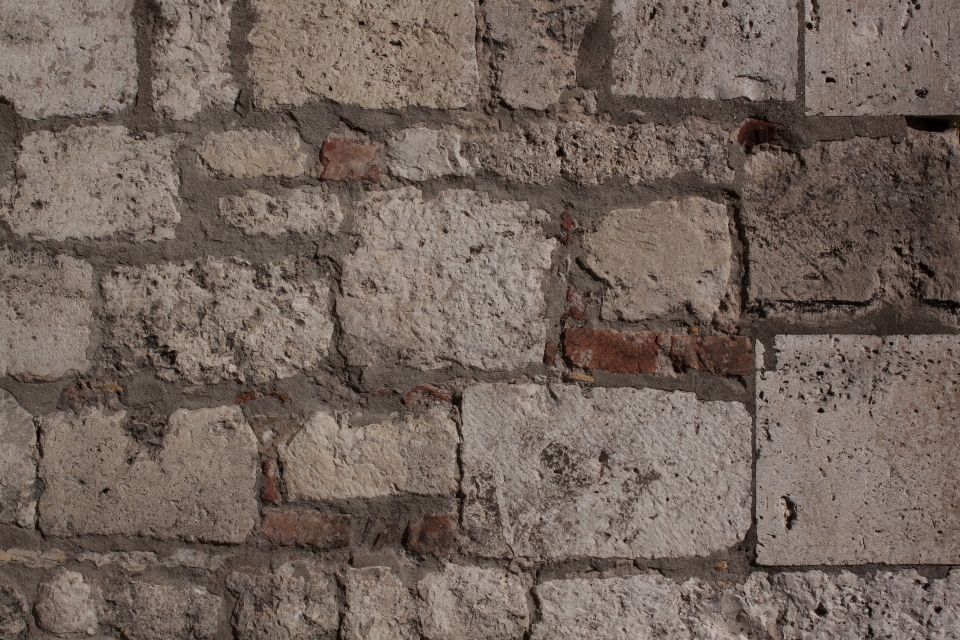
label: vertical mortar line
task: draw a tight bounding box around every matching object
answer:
[132,0,159,129]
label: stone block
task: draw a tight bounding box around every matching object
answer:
[461,383,752,560]
[105,581,222,640]
[261,509,351,549]
[469,122,562,184]
[757,334,960,565]
[0,389,37,527]
[339,188,555,371]
[0,0,137,119]
[563,328,662,374]
[35,570,100,637]
[386,128,473,181]
[198,129,310,178]
[611,0,798,100]
[228,563,339,639]
[669,336,754,376]
[342,567,418,640]
[0,583,26,640]
[219,188,343,237]
[38,406,259,543]
[247,0,479,109]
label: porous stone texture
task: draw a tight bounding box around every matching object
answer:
[461,383,752,560]
[386,128,473,181]
[247,0,479,109]
[343,567,418,640]
[280,405,459,500]
[0,250,93,380]
[611,0,798,100]
[38,405,259,543]
[0,389,37,527]
[105,580,222,640]
[470,122,562,184]
[806,0,960,115]
[228,563,339,639]
[583,198,732,322]
[198,129,310,178]
[153,0,238,119]
[0,0,137,119]
[218,188,343,237]
[34,570,100,637]
[339,188,555,371]
[102,257,334,383]
[0,583,26,640]
[757,334,960,565]
[8,126,180,242]
[742,131,960,304]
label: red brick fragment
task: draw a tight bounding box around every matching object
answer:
[561,285,585,321]
[267,391,292,403]
[669,335,754,376]
[319,137,381,181]
[564,328,662,374]
[261,459,281,505]
[560,209,577,244]
[543,341,559,366]
[262,508,350,548]
[402,384,452,405]
[235,391,261,405]
[405,515,455,556]
[737,119,781,152]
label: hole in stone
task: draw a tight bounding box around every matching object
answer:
[814,603,828,616]
[905,117,953,132]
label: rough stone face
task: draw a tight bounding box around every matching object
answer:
[219,188,343,237]
[806,0,959,115]
[583,198,732,322]
[406,515,456,556]
[0,583,26,640]
[247,0,479,109]
[153,0,238,119]
[105,581,221,640]
[34,570,100,637]
[611,0,798,100]
[669,336,754,376]
[198,129,310,178]
[386,128,473,181]
[339,188,555,371]
[461,383,752,560]
[102,257,334,384]
[261,509,351,549]
[757,334,960,565]
[0,389,37,527]
[343,567,418,640]
[742,131,960,304]
[228,563,339,639]
[0,0,137,119]
[0,250,93,380]
[469,122,562,184]
[563,329,662,374]
[38,406,259,543]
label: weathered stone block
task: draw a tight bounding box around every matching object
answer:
[339,188,555,371]
[0,582,26,640]
[757,334,960,565]
[228,563,339,639]
[669,336,754,376]
[0,0,137,119]
[461,383,752,560]
[102,257,334,384]
[806,0,959,115]
[38,406,259,543]
[35,570,100,637]
[343,568,418,640]
[105,580,222,640]
[469,122,562,184]
[0,389,37,527]
[198,129,310,178]
[0,250,93,380]
[386,128,473,181]
[247,0,479,109]
[219,188,343,237]
[563,328,662,374]
[612,0,798,100]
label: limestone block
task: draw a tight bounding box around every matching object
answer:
[280,405,459,500]
[219,188,343,237]
[806,0,960,115]
[198,129,310,178]
[105,581,222,640]
[0,0,137,119]
[757,334,960,565]
[339,188,555,371]
[0,250,93,380]
[386,128,473,181]
[342,567,418,640]
[469,122,562,184]
[460,383,752,560]
[0,389,37,527]
[228,563,339,639]
[35,570,100,637]
[247,0,479,109]
[38,406,259,543]
[612,0,798,100]
[102,257,334,384]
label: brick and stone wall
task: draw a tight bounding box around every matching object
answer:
[0,0,958,637]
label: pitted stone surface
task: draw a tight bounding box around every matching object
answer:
[247,0,479,109]
[198,129,310,178]
[102,257,334,384]
[0,389,37,527]
[8,126,180,242]
[806,1,960,115]
[742,131,960,304]
[0,250,93,380]
[228,563,339,639]
[339,188,555,371]
[584,198,732,322]
[461,383,752,560]
[35,570,100,637]
[612,0,798,100]
[0,583,26,640]
[153,0,238,120]
[386,128,473,181]
[105,580,222,640]
[280,405,459,500]
[343,567,418,640]
[38,406,258,543]
[469,122,562,184]
[219,188,343,237]
[757,334,960,565]
[0,0,137,119]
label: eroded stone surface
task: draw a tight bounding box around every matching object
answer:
[280,405,459,500]
[806,0,960,115]
[0,583,26,640]
[757,334,960,565]
[198,129,310,178]
[343,567,418,640]
[102,257,334,384]
[469,122,562,184]
[0,250,93,380]
[0,389,37,527]
[612,0,798,100]
[35,570,100,637]
[339,188,555,371]
[248,0,479,109]
[461,383,752,560]
[105,581,222,640]
[0,0,137,119]
[219,188,343,237]
[38,406,258,543]
[386,128,473,181]
[228,563,339,639]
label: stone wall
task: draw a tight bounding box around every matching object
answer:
[0,0,958,637]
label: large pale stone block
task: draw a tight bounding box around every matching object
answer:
[34,570,100,637]
[0,390,37,527]
[104,580,222,640]
[386,128,473,181]
[198,130,310,178]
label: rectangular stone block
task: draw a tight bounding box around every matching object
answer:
[461,383,752,560]
[0,390,37,527]
[757,334,960,565]
[806,0,959,115]
[218,187,343,237]
[386,128,473,181]
[228,563,338,639]
[198,129,310,178]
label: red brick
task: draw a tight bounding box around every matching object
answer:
[261,459,281,505]
[405,515,455,556]
[402,384,452,405]
[669,335,754,376]
[737,118,781,152]
[543,341,559,366]
[319,137,381,181]
[262,508,350,548]
[561,285,585,321]
[563,328,662,374]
